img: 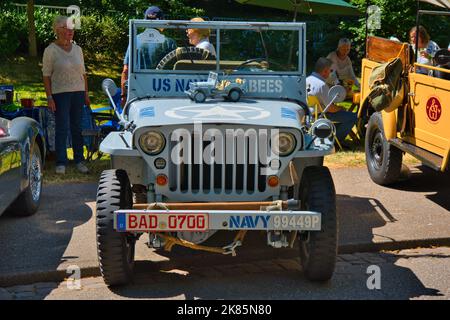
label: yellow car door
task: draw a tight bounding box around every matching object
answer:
[407,69,450,170]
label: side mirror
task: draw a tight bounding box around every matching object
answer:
[102,78,118,97]
[328,85,347,104]
[102,78,124,124]
[320,85,347,115]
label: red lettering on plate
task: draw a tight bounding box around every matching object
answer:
[197,215,205,229]
[139,215,148,229]
[128,215,137,229]
[178,215,187,229]
[149,215,157,228]
[168,215,176,229]
[187,215,195,229]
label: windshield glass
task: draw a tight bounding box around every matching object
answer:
[130,21,304,75]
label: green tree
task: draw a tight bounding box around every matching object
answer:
[28,0,38,57]
[341,0,450,60]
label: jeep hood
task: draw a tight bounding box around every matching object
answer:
[127,98,305,129]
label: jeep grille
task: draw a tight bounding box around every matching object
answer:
[168,128,270,194]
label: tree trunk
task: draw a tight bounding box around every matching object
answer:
[27,0,37,57]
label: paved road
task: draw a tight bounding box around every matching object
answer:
[1,247,449,300]
[0,166,449,286]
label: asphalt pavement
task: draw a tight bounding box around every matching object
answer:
[1,247,449,300]
[0,165,449,287]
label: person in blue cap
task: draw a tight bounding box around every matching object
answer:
[120,6,177,106]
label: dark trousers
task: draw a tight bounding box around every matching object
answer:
[327,111,357,142]
[53,91,85,166]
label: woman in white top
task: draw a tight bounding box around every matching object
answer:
[186,17,217,57]
[326,38,360,94]
[409,25,440,74]
[42,16,90,175]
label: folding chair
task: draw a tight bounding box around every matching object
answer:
[81,89,123,161]
[307,95,360,150]
[307,95,344,150]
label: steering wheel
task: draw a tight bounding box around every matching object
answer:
[156,47,215,70]
[236,58,269,70]
[236,57,291,72]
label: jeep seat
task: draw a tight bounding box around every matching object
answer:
[173,60,263,71]
[433,49,450,80]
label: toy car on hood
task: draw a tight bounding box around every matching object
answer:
[185,71,246,103]
[97,19,340,286]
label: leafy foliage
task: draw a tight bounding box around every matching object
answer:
[0,10,27,57]
[1,0,205,59]
[341,0,450,62]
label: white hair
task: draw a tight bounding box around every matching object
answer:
[338,38,352,48]
[53,16,68,34]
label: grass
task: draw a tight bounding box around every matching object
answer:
[0,55,121,108]
[0,55,119,184]
[1,55,420,184]
[325,149,421,169]
[43,150,110,185]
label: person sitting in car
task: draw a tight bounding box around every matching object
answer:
[409,25,440,74]
[121,6,176,106]
[186,17,217,57]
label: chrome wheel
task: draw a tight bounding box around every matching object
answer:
[30,148,42,203]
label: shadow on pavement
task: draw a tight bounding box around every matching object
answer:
[0,183,96,285]
[337,194,392,246]
[390,165,450,211]
[105,250,445,300]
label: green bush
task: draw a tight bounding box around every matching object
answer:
[0,1,205,60]
[74,14,129,59]
[34,8,58,52]
[0,10,27,57]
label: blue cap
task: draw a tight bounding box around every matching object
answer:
[144,6,163,20]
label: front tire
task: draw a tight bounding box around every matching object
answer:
[228,89,242,102]
[96,169,135,286]
[194,90,206,103]
[9,143,42,217]
[365,112,403,185]
[298,166,337,282]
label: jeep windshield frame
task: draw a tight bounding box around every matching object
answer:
[129,20,306,76]
[125,20,306,104]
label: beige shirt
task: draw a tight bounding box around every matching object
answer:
[42,43,86,94]
[326,51,360,88]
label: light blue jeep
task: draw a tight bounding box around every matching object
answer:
[96,19,343,286]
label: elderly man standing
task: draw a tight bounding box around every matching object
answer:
[306,57,357,144]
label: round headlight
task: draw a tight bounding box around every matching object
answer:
[139,131,165,155]
[272,132,296,156]
[311,119,335,139]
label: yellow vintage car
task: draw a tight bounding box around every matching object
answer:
[359,11,449,185]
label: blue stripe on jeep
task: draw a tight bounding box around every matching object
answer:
[281,107,297,120]
[139,107,155,117]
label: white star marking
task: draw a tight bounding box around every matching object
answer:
[165,105,271,121]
